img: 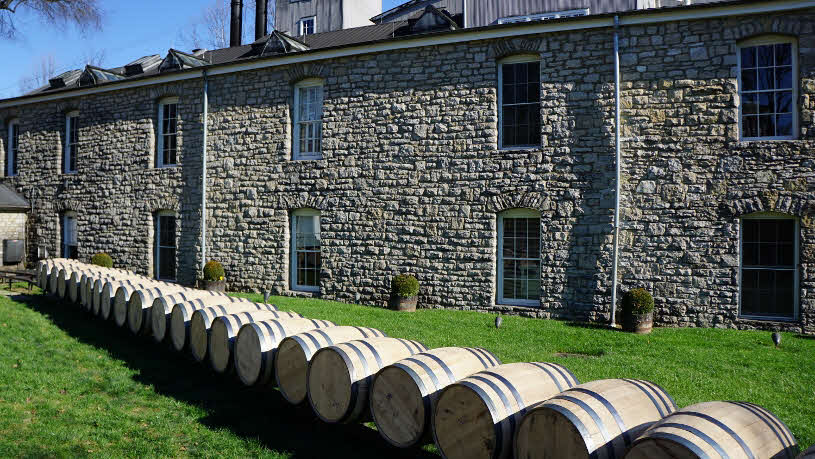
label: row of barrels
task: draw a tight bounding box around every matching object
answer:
[38,259,808,459]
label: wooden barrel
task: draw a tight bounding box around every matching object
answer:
[56,267,75,299]
[371,347,503,448]
[150,290,230,343]
[208,312,321,373]
[189,303,294,362]
[276,326,387,405]
[85,274,122,312]
[112,283,162,327]
[626,401,799,459]
[100,280,141,320]
[515,378,677,459]
[800,444,815,458]
[168,296,258,352]
[126,285,192,336]
[433,362,579,459]
[307,337,428,424]
[68,270,89,304]
[48,262,76,294]
[81,272,119,310]
[233,318,337,386]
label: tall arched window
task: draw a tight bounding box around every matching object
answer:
[290,208,321,292]
[740,212,798,320]
[155,210,177,281]
[497,208,541,306]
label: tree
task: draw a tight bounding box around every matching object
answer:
[17,54,56,94]
[0,0,102,39]
[179,0,274,51]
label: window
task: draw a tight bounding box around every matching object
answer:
[157,98,178,167]
[738,37,797,140]
[740,213,798,320]
[299,16,315,35]
[64,111,78,174]
[6,119,18,177]
[155,211,177,281]
[497,209,541,306]
[290,209,321,292]
[62,213,78,259]
[293,79,323,160]
[498,9,589,24]
[499,56,541,149]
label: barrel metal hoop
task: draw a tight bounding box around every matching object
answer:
[458,380,504,459]
[401,358,441,393]
[476,347,502,366]
[353,326,371,338]
[730,402,793,451]
[395,338,418,354]
[646,431,712,459]
[463,347,490,369]
[354,340,384,371]
[680,411,754,459]
[344,342,371,375]
[542,362,577,388]
[469,375,518,433]
[292,335,316,359]
[480,371,526,416]
[553,395,615,458]
[623,379,667,418]
[657,422,729,459]
[421,353,456,385]
[556,363,580,387]
[570,388,630,447]
[268,319,287,342]
[527,363,564,392]
[542,402,596,455]
[638,379,677,413]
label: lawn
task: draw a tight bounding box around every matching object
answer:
[0,288,812,457]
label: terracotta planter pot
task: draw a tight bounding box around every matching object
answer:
[623,311,653,334]
[202,279,226,292]
[389,295,417,312]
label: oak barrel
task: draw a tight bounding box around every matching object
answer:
[81,273,120,310]
[208,313,323,373]
[625,401,798,459]
[233,318,337,386]
[276,326,387,405]
[112,283,163,327]
[150,290,231,343]
[515,378,677,459]
[168,296,257,352]
[371,346,502,448]
[126,285,193,336]
[189,303,294,362]
[100,280,141,320]
[307,337,427,424]
[433,362,579,459]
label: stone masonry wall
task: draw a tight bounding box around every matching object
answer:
[0,8,813,333]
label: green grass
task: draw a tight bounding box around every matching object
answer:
[0,289,813,457]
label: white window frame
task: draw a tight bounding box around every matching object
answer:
[64,111,79,174]
[497,208,541,307]
[298,16,316,36]
[737,35,798,141]
[156,97,179,168]
[738,212,799,321]
[498,9,589,24]
[62,212,78,259]
[497,54,542,150]
[155,210,178,281]
[6,119,18,177]
[292,78,324,160]
[290,208,321,292]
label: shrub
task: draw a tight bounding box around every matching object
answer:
[621,288,654,315]
[203,260,225,281]
[90,253,113,268]
[392,274,419,298]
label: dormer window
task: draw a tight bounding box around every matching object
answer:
[299,16,315,36]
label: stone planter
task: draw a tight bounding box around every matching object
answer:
[623,311,653,334]
[389,294,417,312]
[202,279,226,292]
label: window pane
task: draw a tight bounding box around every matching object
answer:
[775,92,792,114]
[774,43,791,66]
[758,115,775,137]
[743,242,759,266]
[758,93,774,114]
[757,45,774,67]
[776,114,792,137]
[743,115,758,138]
[775,66,792,90]
[741,47,756,68]
[159,247,176,279]
[741,69,757,91]
[757,68,773,91]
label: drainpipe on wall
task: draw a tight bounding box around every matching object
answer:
[201,69,209,272]
[462,0,467,28]
[610,15,622,327]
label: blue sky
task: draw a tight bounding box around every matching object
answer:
[0,0,404,99]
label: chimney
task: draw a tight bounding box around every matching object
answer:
[230,0,243,47]
[255,0,268,40]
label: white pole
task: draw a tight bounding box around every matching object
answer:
[610,16,622,327]
[201,70,209,272]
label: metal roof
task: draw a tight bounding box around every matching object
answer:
[0,183,30,211]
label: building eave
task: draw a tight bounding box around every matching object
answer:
[0,0,813,109]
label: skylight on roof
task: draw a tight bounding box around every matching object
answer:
[497,8,590,24]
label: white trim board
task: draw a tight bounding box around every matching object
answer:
[0,0,812,109]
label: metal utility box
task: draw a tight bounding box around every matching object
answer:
[3,239,24,264]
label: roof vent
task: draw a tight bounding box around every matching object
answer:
[250,31,309,57]
[191,48,208,57]
[125,54,162,76]
[159,49,209,72]
[78,66,126,87]
[48,69,82,89]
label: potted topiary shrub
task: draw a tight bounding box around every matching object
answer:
[90,253,113,268]
[621,288,654,334]
[389,274,419,312]
[202,260,226,292]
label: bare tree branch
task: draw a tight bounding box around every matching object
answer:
[179,0,275,52]
[1,0,103,39]
[18,53,57,94]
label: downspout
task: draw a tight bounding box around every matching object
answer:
[462,0,467,28]
[610,15,622,327]
[201,69,209,272]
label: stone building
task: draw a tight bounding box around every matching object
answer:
[0,0,813,333]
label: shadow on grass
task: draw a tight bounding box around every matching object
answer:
[563,321,624,332]
[16,293,437,459]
